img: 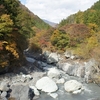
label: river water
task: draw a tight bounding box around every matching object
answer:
[27,60,100,100]
[24,54,100,100]
[37,83,100,100]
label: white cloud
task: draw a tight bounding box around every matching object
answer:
[23,0,98,23]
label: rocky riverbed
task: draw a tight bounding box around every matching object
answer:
[0,50,100,100]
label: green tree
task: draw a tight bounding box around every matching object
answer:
[0,0,20,23]
[75,10,84,24]
[15,8,34,38]
[51,30,69,49]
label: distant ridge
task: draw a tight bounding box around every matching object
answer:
[43,19,58,27]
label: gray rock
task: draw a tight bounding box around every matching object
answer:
[36,77,58,93]
[64,51,72,58]
[47,53,59,64]
[0,97,7,100]
[10,84,30,100]
[10,75,26,84]
[22,74,33,81]
[64,80,84,94]
[38,61,47,67]
[64,50,78,59]
[32,95,40,100]
[47,67,61,79]
[58,62,71,72]
[65,64,77,76]
[29,72,46,85]
[59,62,77,76]
[56,78,65,84]
[76,64,85,78]
[84,59,100,83]
[43,51,51,58]
[0,82,9,92]
[1,92,7,98]
[48,93,58,99]
[58,62,85,78]
[29,86,40,96]
[70,55,76,59]
[43,65,55,71]
[25,57,36,63]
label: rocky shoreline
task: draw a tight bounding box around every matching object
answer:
[0,50,100,100]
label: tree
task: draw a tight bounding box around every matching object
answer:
[0,0,20,23]
[75,10,84,24]
[0,14,13,38]
[88,23,98,34]
[50,29,69,49]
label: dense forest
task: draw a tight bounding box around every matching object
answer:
[0,0,100,73]
[50,0,100,59]
[0,0,51,73]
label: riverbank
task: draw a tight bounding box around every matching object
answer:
[0,50,100,100]
[0,67,100,100]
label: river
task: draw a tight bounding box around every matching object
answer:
[37,82,100,100]
[25,54,100,100]
[25,52,100,100]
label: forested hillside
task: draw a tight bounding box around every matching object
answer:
[59,0,100,28]
[0,0,51,73]
[1,0,100,73]
[50,0,100,60]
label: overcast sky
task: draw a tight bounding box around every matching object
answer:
[20,0,98,23]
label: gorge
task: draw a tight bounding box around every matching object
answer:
[0,0,100,100]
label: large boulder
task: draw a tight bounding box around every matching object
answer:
[47,67,61,79]
[43,50,51,58]
[47,53,59,64]
[0,91,7,98]
[64,80,84,94]
[10,84,31,100]
[58,62,85,78]
[0,82,9,92]
[58,62,72,72]
[76,63,85,78]
[36,77,58,93]
[85,59,100,83]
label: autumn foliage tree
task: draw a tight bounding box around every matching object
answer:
[0,14,13,38]
[50,29,69,49]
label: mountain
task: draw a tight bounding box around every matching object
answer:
[43,19,58,27]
